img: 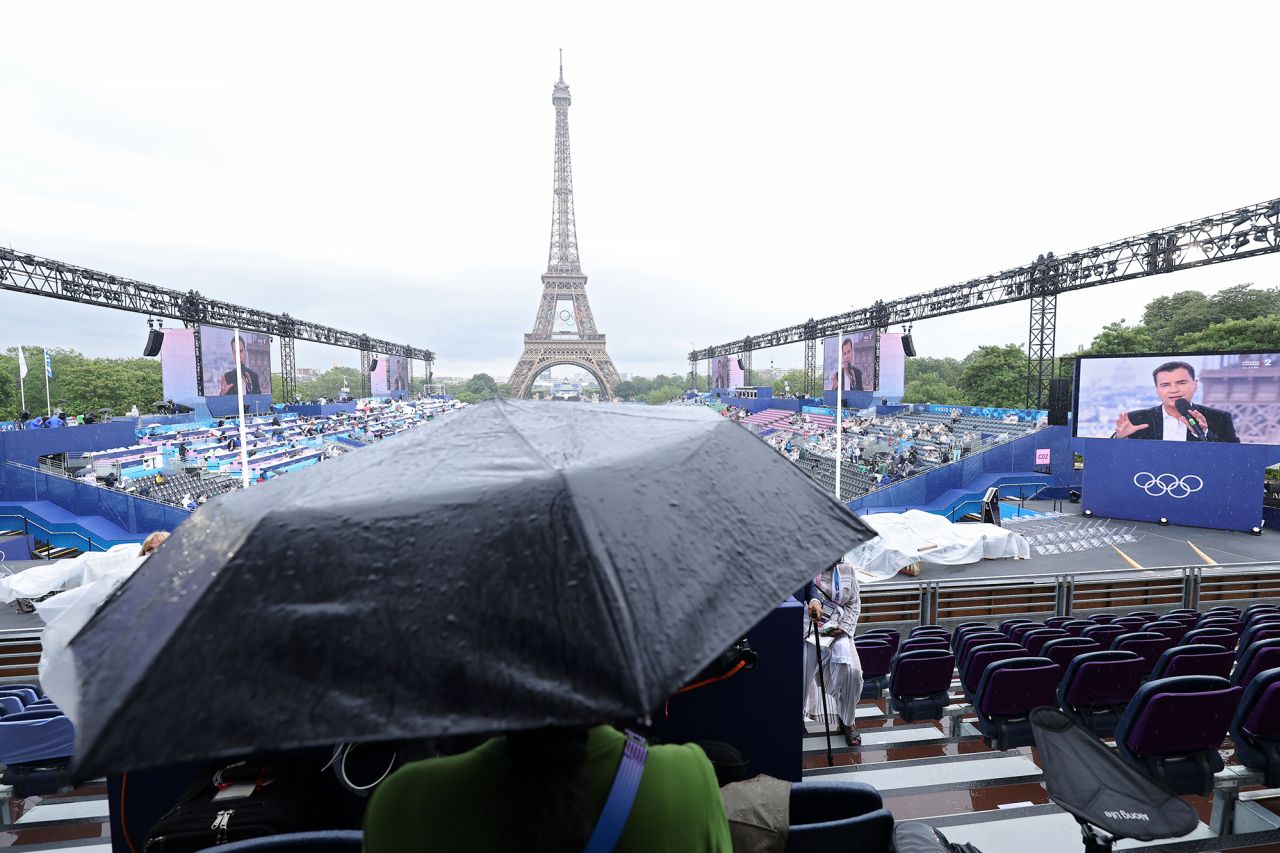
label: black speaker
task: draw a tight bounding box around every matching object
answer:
[901,333,916,357]
[735,358,744,371]
[1047,377,1071,426]
[370,358,379,372]
[143,329,164,357]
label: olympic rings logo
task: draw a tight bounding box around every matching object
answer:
[1133,472,1204,499]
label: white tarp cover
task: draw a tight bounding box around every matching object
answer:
[847,509,1030,582]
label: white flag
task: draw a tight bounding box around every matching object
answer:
[17,347,27,379]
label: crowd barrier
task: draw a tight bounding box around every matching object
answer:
[857,561,1280,625]
[0,463,189,541]
[0,423,138,469]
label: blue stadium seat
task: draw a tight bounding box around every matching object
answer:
[785,781,894,853]
[0,716,74,766]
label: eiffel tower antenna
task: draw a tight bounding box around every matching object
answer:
[507,55,622,400]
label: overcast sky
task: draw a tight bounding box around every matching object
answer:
[3,1,1278,383]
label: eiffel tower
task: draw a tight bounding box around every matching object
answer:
[508,55,622,400]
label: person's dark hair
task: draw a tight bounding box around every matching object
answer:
[1152,360,1196,383]
[500,727,591,852]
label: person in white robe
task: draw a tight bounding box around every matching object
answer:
[802,561,864,746]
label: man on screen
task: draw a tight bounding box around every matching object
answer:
[840,337,865,391]
[1112,360,1239,443]
[219,336,263,396]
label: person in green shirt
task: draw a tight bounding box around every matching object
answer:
[363,724,732,852]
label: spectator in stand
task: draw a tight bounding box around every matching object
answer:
[803,560,863,746]
[46,413,64,428]
[103,472,119,489]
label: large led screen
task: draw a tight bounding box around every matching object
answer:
[877,333,905,397]
[199,326,272,397]
[370,355,390,395]
[1074,351,1280,445]
[160,328,200,405]
[712,355,730,389]
[823,331,875,392]
[387,356,410,393]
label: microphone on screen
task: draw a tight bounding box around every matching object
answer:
[1175,398,1207,440]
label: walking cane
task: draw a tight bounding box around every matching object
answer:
[811,621,834,767]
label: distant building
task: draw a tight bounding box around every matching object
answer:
[296,367,322,381]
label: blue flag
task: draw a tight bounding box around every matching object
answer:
[44,350,53,378]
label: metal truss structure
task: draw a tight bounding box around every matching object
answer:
[691,198,1280,407]
[0,248,434,401]
[508,59,622,400]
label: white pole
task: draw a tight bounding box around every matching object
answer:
[43,349,51,417]
[17,346,25,414]
[835,336,842,502]
[234,329,251,489]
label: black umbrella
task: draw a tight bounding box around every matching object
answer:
[65,400,872,777]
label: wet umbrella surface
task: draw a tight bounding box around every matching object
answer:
[66,400,873,777]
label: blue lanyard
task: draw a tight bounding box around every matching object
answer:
[582,731,648,853]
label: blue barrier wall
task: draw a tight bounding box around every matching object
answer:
[847,426,1077,515]
[0,422,138,468]
[131,413,196,426]
[285,402,358,417]
[822,391,874,409]
[1075,438,1280,533]
[911,403,1047,422]
[205,394,274,418]
[0,466,189,541]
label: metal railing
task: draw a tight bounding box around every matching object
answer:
[859,561,1280,625]
[0,513,102,556]
[4,460,190,513]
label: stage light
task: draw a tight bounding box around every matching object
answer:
[1252,527,1263,536]
[1083,509,1092,517]
[1159,517,1169,526]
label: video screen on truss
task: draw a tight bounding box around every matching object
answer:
[370,355,390,395]
[199,326,272,397]
[711,355,730,389]
[387,356,410,393]
[1073,351,1280,445]
[877,333,905,398]
[823,331,875,392]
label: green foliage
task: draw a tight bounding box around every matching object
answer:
[1174,315,1280,352]
[958,344,1027,409]
[901,376,967,405]
[1081,320,1157,355]
[1140,285,1280,350]
[295,366,364,401]
[905,356,962,387]
[0,347,162,421]
[771,370,808,396]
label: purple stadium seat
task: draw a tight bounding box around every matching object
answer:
[1023,628,1070,657]
[1045,616,1075,629]
[952,624,995,652]
[1081,624,1126,648]
[1150,644,1234,681]
[961,643,1026,697]
[1239,623,1280,654]
[1244,604,1280,618]
[1166,613,1201,631]
[860,629,900,656]
[1243,612,1280,634]
[1167,609,1200,619]
[787,781,894,852]
[1233,639,1280,689]
[1197,616,1243,634]
[1112,616,1146,633]
[1057,651,1148,737]
[1000,619,1034,636]
[854,637,894,699]
[909,626,949,640]
[1061,620,1094,637]
[1142,621,1189,644]
[1115,676,1243,795]
[1180,627,1238,651]
[1109,632,1174,674]
[1090,614,1118,625]
[899,637,950,656]
[973,657,1061,750]
[1231,667,1280,786]
[0,716,74,766]
[1205,606,1242,618]
[1010,623,1046,644]
[889,649,956,722]
[1127,610,1159,622]
[956,632,1006,671]
[1040,637,1102,670]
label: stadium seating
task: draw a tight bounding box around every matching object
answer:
[1238,621,1280,652]
[898,637,949,655]
[1114,676,1243,795]
[1039,637,1101,669]
[1056,651,1148,737]
[1142,620,1189,644]
[786,781,894,852]
[960,643,1026,699]
[1232,638,1280,688]
[888,649,955,722]
[854,637,894,699]
[1080,624,1126,648]
[1149,644,1234,680]
[1108,632,1174,674]
[1230,667,1280,787]
[972,657,1060,750]
[1180,626,1239,651]
[1022,628,1069,656]
[859,628,900,656]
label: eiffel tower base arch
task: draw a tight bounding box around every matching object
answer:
[509,341,622,401]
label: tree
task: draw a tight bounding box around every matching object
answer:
[905,356,962,388]
[771,370,807,397]
[901,376,966,405]
[958,344,1028,409]
[1081,320,1157,355]
[464,373,499,399]
[1174,315,1280,352]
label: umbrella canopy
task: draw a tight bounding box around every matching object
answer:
[64,400,872,777]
